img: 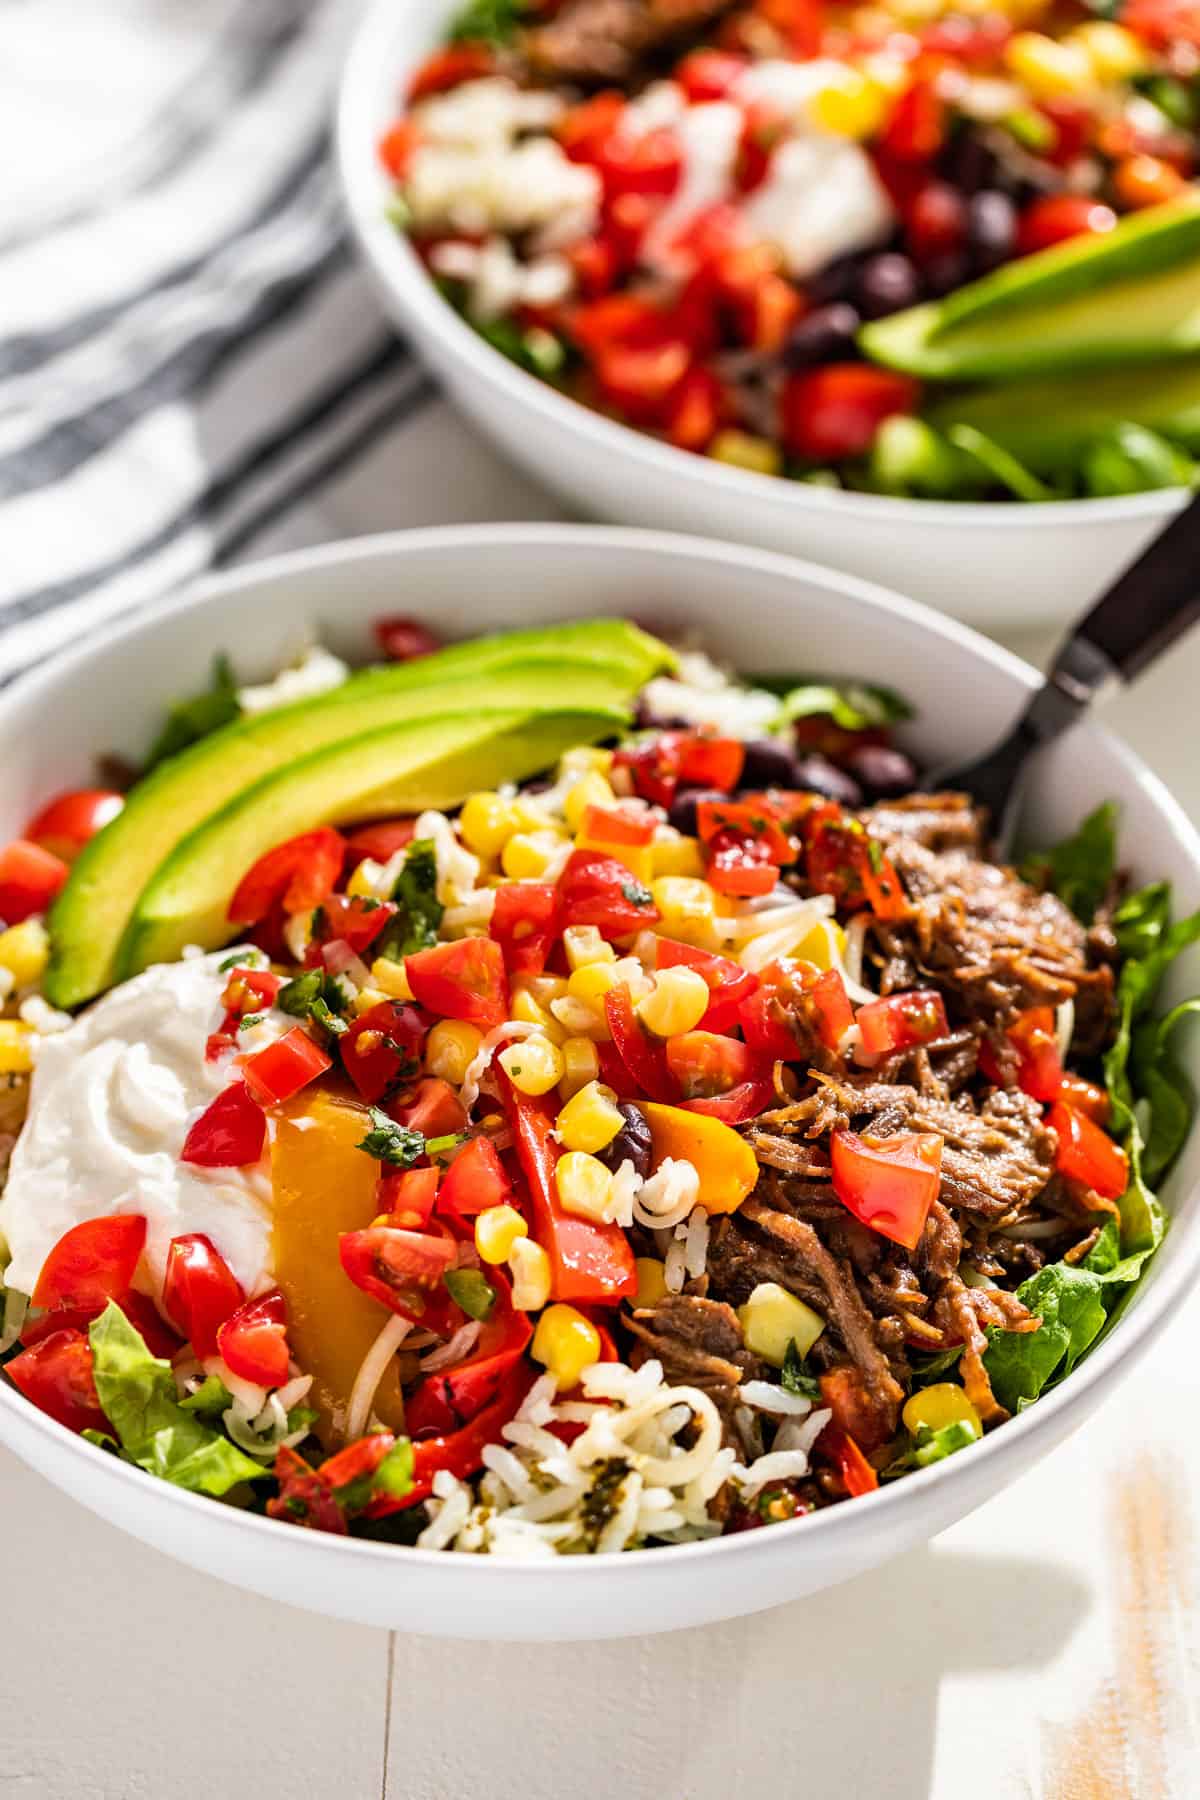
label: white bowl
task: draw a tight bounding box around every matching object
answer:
[335,0,1188,633]
[3,525,1198,1639]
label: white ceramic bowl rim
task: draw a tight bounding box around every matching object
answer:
[335,2,1189,533]
[3,521,1200,1585]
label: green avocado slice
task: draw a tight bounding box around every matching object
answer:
[860,196,1200,380]
[46,620,672,1008]
[926,360,1200,472]
[122,707,624,976]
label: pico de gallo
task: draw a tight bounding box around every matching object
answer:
[0,621,1195,1556]
[379,0,1200,500]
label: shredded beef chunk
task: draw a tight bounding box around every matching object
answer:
[625,1294,759,1416]
[521,0,736,83]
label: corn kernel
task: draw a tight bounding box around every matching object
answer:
[498,1033,564,1096]
[809,67,890,137]
[0,918,49,988]
[511,984,568,1045]
[460,791,518,858]
[567,960,623,1009]
[425,1018,484,1085]
[738,1281,826,1366]
[352,986,391,1016]
[557,1080,624,1153]
[790,918,847,972]
[859,51,910,96]
[651,832,707,879]
[708,429,784,476]
[638,965,710,1038]
[509,1236,552,1310]
[634,1257,669,1309]
[559,1035,601,1100]
[531,1303,603,1387]
[550,994,608,1039]
[525,973,569,1007]
[559,745,613,777]
[563,925,616,971]
[564,769,618,832]
[501,830,566,880]
[1004,32,1094,98]
[555,1150,613,1222]
[346,858,383,900]
[650,877,717,946]
[902,1383,982,1439]
[369,956,413,1001]
[1069,19,1145,80]
[0,1020,34,1075]
[475,1202,528,1265]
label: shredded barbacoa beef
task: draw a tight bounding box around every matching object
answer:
[619,784,1125,1480]
[521,0,737,83]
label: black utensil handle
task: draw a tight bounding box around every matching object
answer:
[1059,486,1200,687]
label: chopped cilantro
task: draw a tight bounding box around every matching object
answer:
[238,1012,266,1032]
[621,880,654,908]
[357,1107,427,1168]
[376,841,443,959]
[780,1339,821,1401]
[278,969,349,1039]
[448,0,528,44]
[219,948,264,973]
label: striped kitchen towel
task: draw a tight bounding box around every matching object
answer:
[0,0,557,686]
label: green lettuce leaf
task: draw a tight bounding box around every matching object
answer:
[144,654,240,771]
[1020,801,1117,925]
[89,1303,265,1497]
[771,681,913,733]
[1132,998,1200,1186]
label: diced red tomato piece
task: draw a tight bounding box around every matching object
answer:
[568,232,622,297]
[819,1363,895,1452]
[666,366,723,450]
[373,615,442,661]
[781,364,920,461]
[25,789,124,861]
[604,984,676,1102]
[1017,195,1117,256]
[490,882,563,978]
[19,1291,180,1361]
[221,966,283,1015]
[378,120,420,180]
[1123,0,1200,47]
[338,1221,460,1335]
[978,1004,1064,1101]
[613,728,744,808]
[388,1077,468,1139]
[756,0,826,53]
[304,892,397,964]
[918,14,1011,59]
[830,1128,943,1251]
[582,805,656,848]
[594,340,691,422]
[341,1000,427,1104]
[666,1030,758,1099]
[406,1269,531,1435]
[405,936,509,1033]
[697,796,791,898]
[369,1363,536,1514]
[696,797,793,862]
[681,1073,778,1122]
[437,1135,512,1224]
[180,1081,267,1167]
[407,42,494,100]
[217,1288,291,1387]
[33,1215,147,1313]
[228,828,345,925]
[802,803,906,919]
[558,91,626,163]
[567,293,670,356]
[344,818,417,867]
[1047,1102,1128,1200]
[0,839,69,925]
[856,990,949,1057]
[596,127,684,200]
[163,1233,245,1359]
[655,938,758,1033]
[7,1329,108,1435]
[1038,97,1092,167]
[241,1026,331,1107]
[379,1166,441,1230]
[879,79,944,161]
[559,849,660,937]
[738,958,851,1059]
[677,48,748,100]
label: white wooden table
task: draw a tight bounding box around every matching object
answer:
[3,456,1197,1800]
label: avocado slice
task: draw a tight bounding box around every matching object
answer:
[122,707,624,976]
[926,360,1200,473]
[860,196,1200,380]
[46,620,672,1007]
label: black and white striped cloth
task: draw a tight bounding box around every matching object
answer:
[0,0,556,686]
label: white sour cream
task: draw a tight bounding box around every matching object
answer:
[640,100,745,278]
[0,951,284,1301]
[741,133,895,278]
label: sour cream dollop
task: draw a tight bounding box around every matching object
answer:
[0,950,283,1300]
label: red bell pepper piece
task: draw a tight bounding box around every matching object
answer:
[241,1026,331,1107]
[489,882,563,977]
[227,827,345,925]
[180,1082,267,1167]
[341,999,426,1104]
[7,1328,109,1436]
[33,1215,147,1313]
[368,1363,537,1515]
[217,1288,291,1387]
[604,984,675,1103]
[818,1422,879,1496]
[163,1233,245,1359]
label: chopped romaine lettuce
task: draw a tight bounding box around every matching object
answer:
[1020,801,1117,926]
[144,655,240,772]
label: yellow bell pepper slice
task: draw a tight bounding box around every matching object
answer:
[641,1101,759,1215]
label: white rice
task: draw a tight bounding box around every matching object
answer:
[737,1379,814,1417]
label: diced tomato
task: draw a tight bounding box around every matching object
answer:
[217,1288,291,1387]
[405,936,509,1033]
[267,1444,353,1534]
[857,990,949,1057]
[696,798,792,862]
[879,79,944,161]
[378,120,420,180]
[905,180,968,261]
[25,789,123,861]
[830,1128,943,1251]
[655,938,758,1033]
[338,1221,460,1335]
[559,849,660,937]
[613,729,744,808]
[568,232,622,297]
[33,1215,147,1313]
[819,1363,895,1452]
[7,1329,108,1435]
[918,14,1010,59]
[406,1269,531,1435]
[781,364,920,461]
[341,1000,427,1104]
[594,340,691,422]
[756,0,826,55]
[818,1422,879,1496]
[228,827,345,925]
[1017,195,1117,256]
[735,102,788,192]
[808,967,855,1052]
[344,818,418,867]
[666,366,723,450]
[978,1005,1063,1102]
[802,803,906,919]
[604,984,676,1103]
[697,796,791,897]
[0,839,69,925]
[1059,1074,1110,1126]
[666,1030,758,1099]
[369,1363,536,1514]
[596,128,684,200]
[379,1166,441,1230]
[305,892,396,964]
[676,48,748,100]
[738,958,851,1059]
[740,273,802,354]
[490,882,564,978]
[568,293,668,355]
[407,42,493,100]
[582,805,656,848]
[1047,1102,1128,1200]
[682,1073,777,1122]
[1124,0,1200,47]
[20,1291,180,1361]
[241,1026,331,1107]
[558,91,626,163]
[437,1135,512,1224]
[389,1076,469,1139]
[738,982,805,1062]
[1038,96,1092,168]
[180,1081,267,1167]
[222,966,283,1014]
[163,1234,245,1359]
[502,1082,637,1303]
[373,615,442,661]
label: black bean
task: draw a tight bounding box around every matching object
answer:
[792,754,863,806]
[844,744,919,798]
[666,785,726,836]
[737,737,798,789]
[939,129,999,195]
[633,699,690,730]
[854,253,922,320]
[781,302,861,369]
[598,1102,654,1179]
[967,190,1017,273]
[806,255,865,305]
[922,250,971,296]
